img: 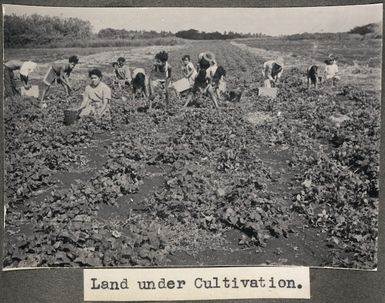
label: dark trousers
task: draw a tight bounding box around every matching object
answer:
[4,67,19,98]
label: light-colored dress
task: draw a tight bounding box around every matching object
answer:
[262,60,283,87]
[206,64,226,96]
[80,82,112,118]
[115,65,132,82]
[325,63,339,80]
[182,62,198,86]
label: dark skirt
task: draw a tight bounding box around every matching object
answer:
[4,67,19,98]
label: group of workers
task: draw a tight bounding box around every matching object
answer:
[110,50,227,109]
[4,50,340,119]
[261,54,340,89]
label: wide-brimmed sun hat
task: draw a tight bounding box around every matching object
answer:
[20,61,37,77]
[202,51,216,63]
[275,57,284,66]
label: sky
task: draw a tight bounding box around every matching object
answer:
[3,4,383,36]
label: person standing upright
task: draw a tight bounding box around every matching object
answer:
[148,51,172,109]
[324,54,340,86]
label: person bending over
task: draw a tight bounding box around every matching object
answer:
[4,60,37,99]
[40,55,79,108]
[307,65,319,89]
[115,57,132,89]
[262,57,284,88]
[183,52,219,109]
[131,67,148,100]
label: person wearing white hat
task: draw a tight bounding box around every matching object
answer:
[183,51,220,109]
[4,60,37,98]
[262,57,284,88]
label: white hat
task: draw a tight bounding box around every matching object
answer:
[203,52,216,63]
[199,52,216,63]
[20,61,37,77]
[276,57,284,66]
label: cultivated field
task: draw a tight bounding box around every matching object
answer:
[236,37,382,67]
[3,38,381,269]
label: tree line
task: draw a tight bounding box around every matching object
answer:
[4,14,175,48]
[97,28,174,40]
[349,23,382,38]
[175,29,266,40]
[4,14,93,48]
[9,14,377,48]
[4,14,269,48]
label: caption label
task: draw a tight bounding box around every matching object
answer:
[84,267,310,301]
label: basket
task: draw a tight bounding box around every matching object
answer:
[172,78,191,93]
[20,85,39,98]
[63,109,80,125]
[228,89,243,102]
[258,87,278,98]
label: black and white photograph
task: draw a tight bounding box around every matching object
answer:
[2,3,382,270]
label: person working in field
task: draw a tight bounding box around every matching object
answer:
[4,60,37,99]
[114,57,132,88]
[324,55,340,86]
[131,67,148,99]
[307,65,319,89]
[206,58,227,100]
[181,55,198,86]
[171,55,197,98]
[183,51,220,109]
[111,62,121,88]
[77,69,112,119]
[262,57,284,88]
[40,55,79,108]
[148,51,172,109]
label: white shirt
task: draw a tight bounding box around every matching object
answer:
[84,82,111,105]
[206,64,218,80]
[19,61,37,77]
[182,62,197,78]
[325,63,338,79]
[263,60,283,80]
